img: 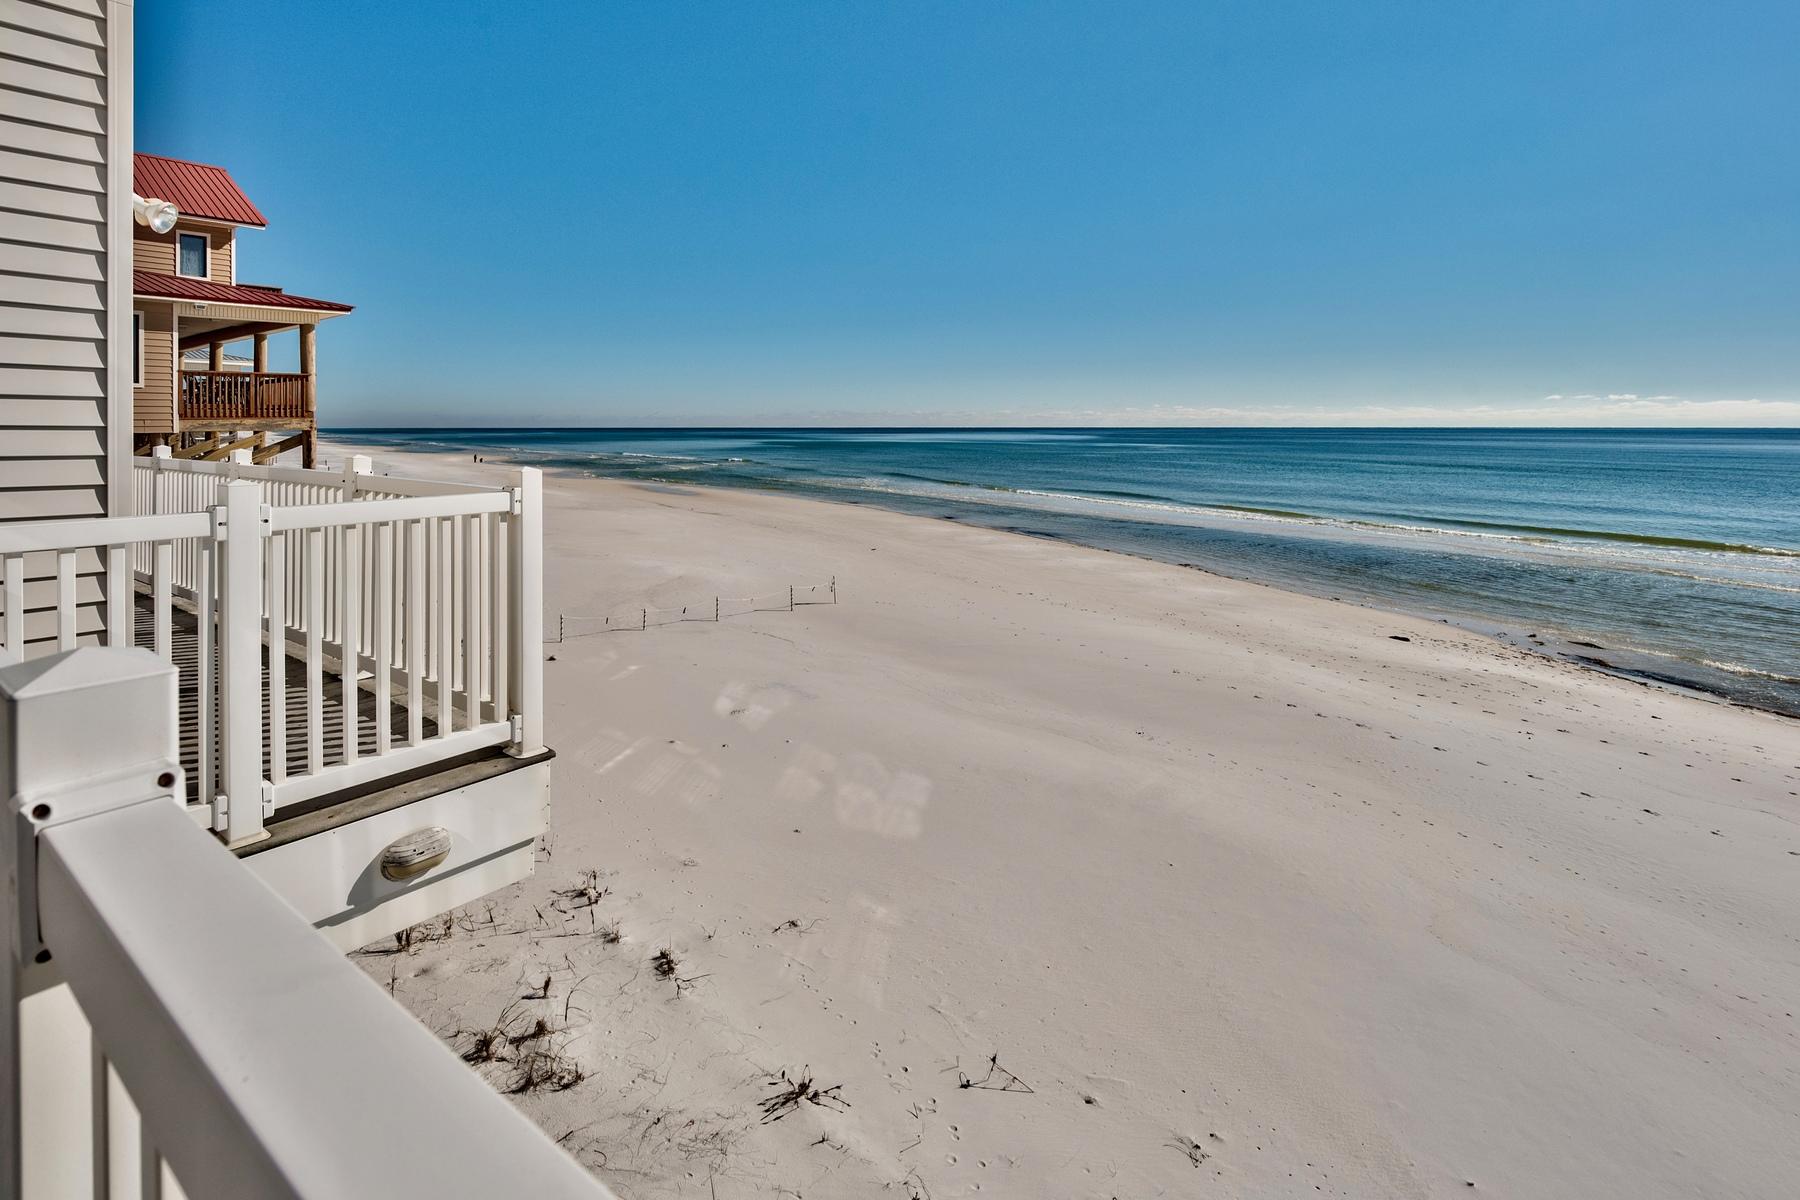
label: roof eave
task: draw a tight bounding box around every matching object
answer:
[135,295,354,317]
[171,214,269,231]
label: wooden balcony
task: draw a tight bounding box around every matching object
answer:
[179,369,311,428]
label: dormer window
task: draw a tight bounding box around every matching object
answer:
[177,231,209,278]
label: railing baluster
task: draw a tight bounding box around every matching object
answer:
[462,514,482,731]
[423,515,436,682]
[105,545,129,648]
[340,523,361,765]
[363,507,377,660]
[450,515,464,699]
[2,554,23,662]
[324,509,338,644]
[198,534,216,817]
[374,522,393,753]
[268,531,287,784]
[305,529,325,773]
[486,510,500,719]
[152,542,171,661]
[490,516,508,726]
[55,550,77,649]
[406,519,424,746]
[437,516,453,735]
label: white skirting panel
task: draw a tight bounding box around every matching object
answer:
[242,760,550,952]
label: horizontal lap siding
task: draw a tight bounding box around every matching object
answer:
[209,224,231,280]
[134,301,172,431]
[133,220,172,272]
[0,0,125,657]
[135,221,232,282]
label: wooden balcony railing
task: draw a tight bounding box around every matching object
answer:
[180,370,310,424]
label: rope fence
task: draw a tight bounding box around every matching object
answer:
[557,578,836,640]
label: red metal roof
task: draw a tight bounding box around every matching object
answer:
[134,270,353,313]
[133,153,268,227]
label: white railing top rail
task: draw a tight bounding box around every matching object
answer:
[267,489,511,531]
[1,648,606,1199]
[0,511,211,555]
[134,449,504,500]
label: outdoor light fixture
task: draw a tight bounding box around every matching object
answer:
[131,192,178,234]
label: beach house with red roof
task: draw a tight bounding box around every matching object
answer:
[132,153,351,466]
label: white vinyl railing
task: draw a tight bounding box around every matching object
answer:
[132,447,492,517]
[1,457,544,847]
[0,647,606,1199]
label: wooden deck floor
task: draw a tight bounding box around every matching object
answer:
[136,596,436,803]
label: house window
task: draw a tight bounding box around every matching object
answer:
[177,232,209,278]
[133,311,144,387]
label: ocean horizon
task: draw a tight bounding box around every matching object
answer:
[335,426,1800,717]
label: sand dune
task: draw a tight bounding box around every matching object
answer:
[338,442,1800,1199]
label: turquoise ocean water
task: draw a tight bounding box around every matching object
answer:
[340,428,1800,717]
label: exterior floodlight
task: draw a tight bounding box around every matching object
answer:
[132,193,179,234]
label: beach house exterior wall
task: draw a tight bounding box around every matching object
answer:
[0,0,135,656]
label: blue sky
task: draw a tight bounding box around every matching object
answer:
[138,2,1799,426]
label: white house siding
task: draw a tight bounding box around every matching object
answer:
[0,0,132,652]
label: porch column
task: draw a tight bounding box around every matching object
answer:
[252,332,269,373]
[209,341,224,371]
[298,324,317,468]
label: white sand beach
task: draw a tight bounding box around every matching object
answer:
[336,441,1800,1199]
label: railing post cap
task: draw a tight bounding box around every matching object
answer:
[348,454,373,474]
[152,445,172,459]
